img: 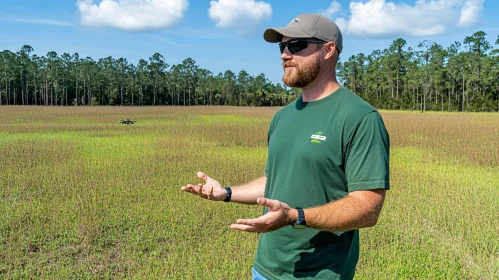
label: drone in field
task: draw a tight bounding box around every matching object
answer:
[120,118,136,124]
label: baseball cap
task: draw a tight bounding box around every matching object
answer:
[263,14,343,53]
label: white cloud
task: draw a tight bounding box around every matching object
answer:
[322,1,341,17]
[208,0,272,36]
[458,0,484,27]
[333,0,484,37]
[77,0,188,31]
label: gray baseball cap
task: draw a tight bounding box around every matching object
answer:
[263,14,343,53]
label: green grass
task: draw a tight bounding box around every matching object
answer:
[0,106,498,279]
[358,147,498,279]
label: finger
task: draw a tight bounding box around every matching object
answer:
[197,171,210,182]
[197,184,205,198]
[182,185,199,196]
[230,224,266,233]
[181,184,194,192]
[181,183,194,190]
[182,183,200,190]
[199,183,213,199]
[236,217,268,226]
[208,184,214,197]
[257,197,280,210]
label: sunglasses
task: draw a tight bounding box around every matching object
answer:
[279,38,325,54]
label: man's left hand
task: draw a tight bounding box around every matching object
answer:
[230,198,294,233]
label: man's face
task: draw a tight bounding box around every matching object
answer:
[281,36,322,88]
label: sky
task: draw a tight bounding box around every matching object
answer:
[1,0,498,85]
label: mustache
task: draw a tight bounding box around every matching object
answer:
[282,61,297,68]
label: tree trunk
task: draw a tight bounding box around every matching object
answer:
[170,85,173,106]
[0,77,3,106]
[7,80,10,105]
[452,72,456,111]
[33,71,37,105]
[412,86,415,110]
[462,73,465,111]
[423,83,426,112]
[416,87,419,111]
[75,78,78,106]
[441,90,443,111]
[447,88,450,112]
[396,71,399,100]
[26,71,29,105]
[83,79,86,106]
[20,69,24,105]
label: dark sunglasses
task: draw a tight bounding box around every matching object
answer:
[279,38,325,54]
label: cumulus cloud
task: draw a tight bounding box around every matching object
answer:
[208,0,272,36]
[458,0,484,27]
[77,0,188,31]
[321,1,341,17]
[333,0,484,37]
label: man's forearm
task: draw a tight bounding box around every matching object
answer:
[290,189,386,232]
[230,176,266,205]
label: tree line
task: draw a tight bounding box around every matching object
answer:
[1,30,498,111]
[338,31,499,112]
[0,49,299,107]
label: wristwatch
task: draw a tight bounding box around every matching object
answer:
[223,187,232,202]
[291,207,306,229]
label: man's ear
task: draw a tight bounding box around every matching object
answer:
[324,42,338,60]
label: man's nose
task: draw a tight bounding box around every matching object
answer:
[281,48,293,60]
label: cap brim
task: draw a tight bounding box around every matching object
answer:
[263,27,312,43]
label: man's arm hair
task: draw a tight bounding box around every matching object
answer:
[230,176,267,205]
[298,189,386,232]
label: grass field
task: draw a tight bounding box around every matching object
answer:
[0,106,498,279]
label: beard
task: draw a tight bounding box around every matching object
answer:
[282,53,321,88]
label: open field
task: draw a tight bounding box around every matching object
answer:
[0,106,498,279]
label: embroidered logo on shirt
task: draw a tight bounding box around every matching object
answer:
[311,131,326,144]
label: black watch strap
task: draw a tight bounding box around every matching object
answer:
[223,187,232,202]
[291,207,306,229]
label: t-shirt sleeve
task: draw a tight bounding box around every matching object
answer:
[345,111,390,192]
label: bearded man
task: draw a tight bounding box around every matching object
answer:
[182,14,390,280]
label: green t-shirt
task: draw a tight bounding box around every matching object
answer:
[253,87,390,280]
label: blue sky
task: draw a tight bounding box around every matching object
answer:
[1,0,497,85]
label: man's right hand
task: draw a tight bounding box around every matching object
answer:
[181,172,227,201]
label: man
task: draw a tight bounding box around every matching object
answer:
[181,14,390,280]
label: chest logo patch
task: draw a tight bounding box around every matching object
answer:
[311,131,326,144]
